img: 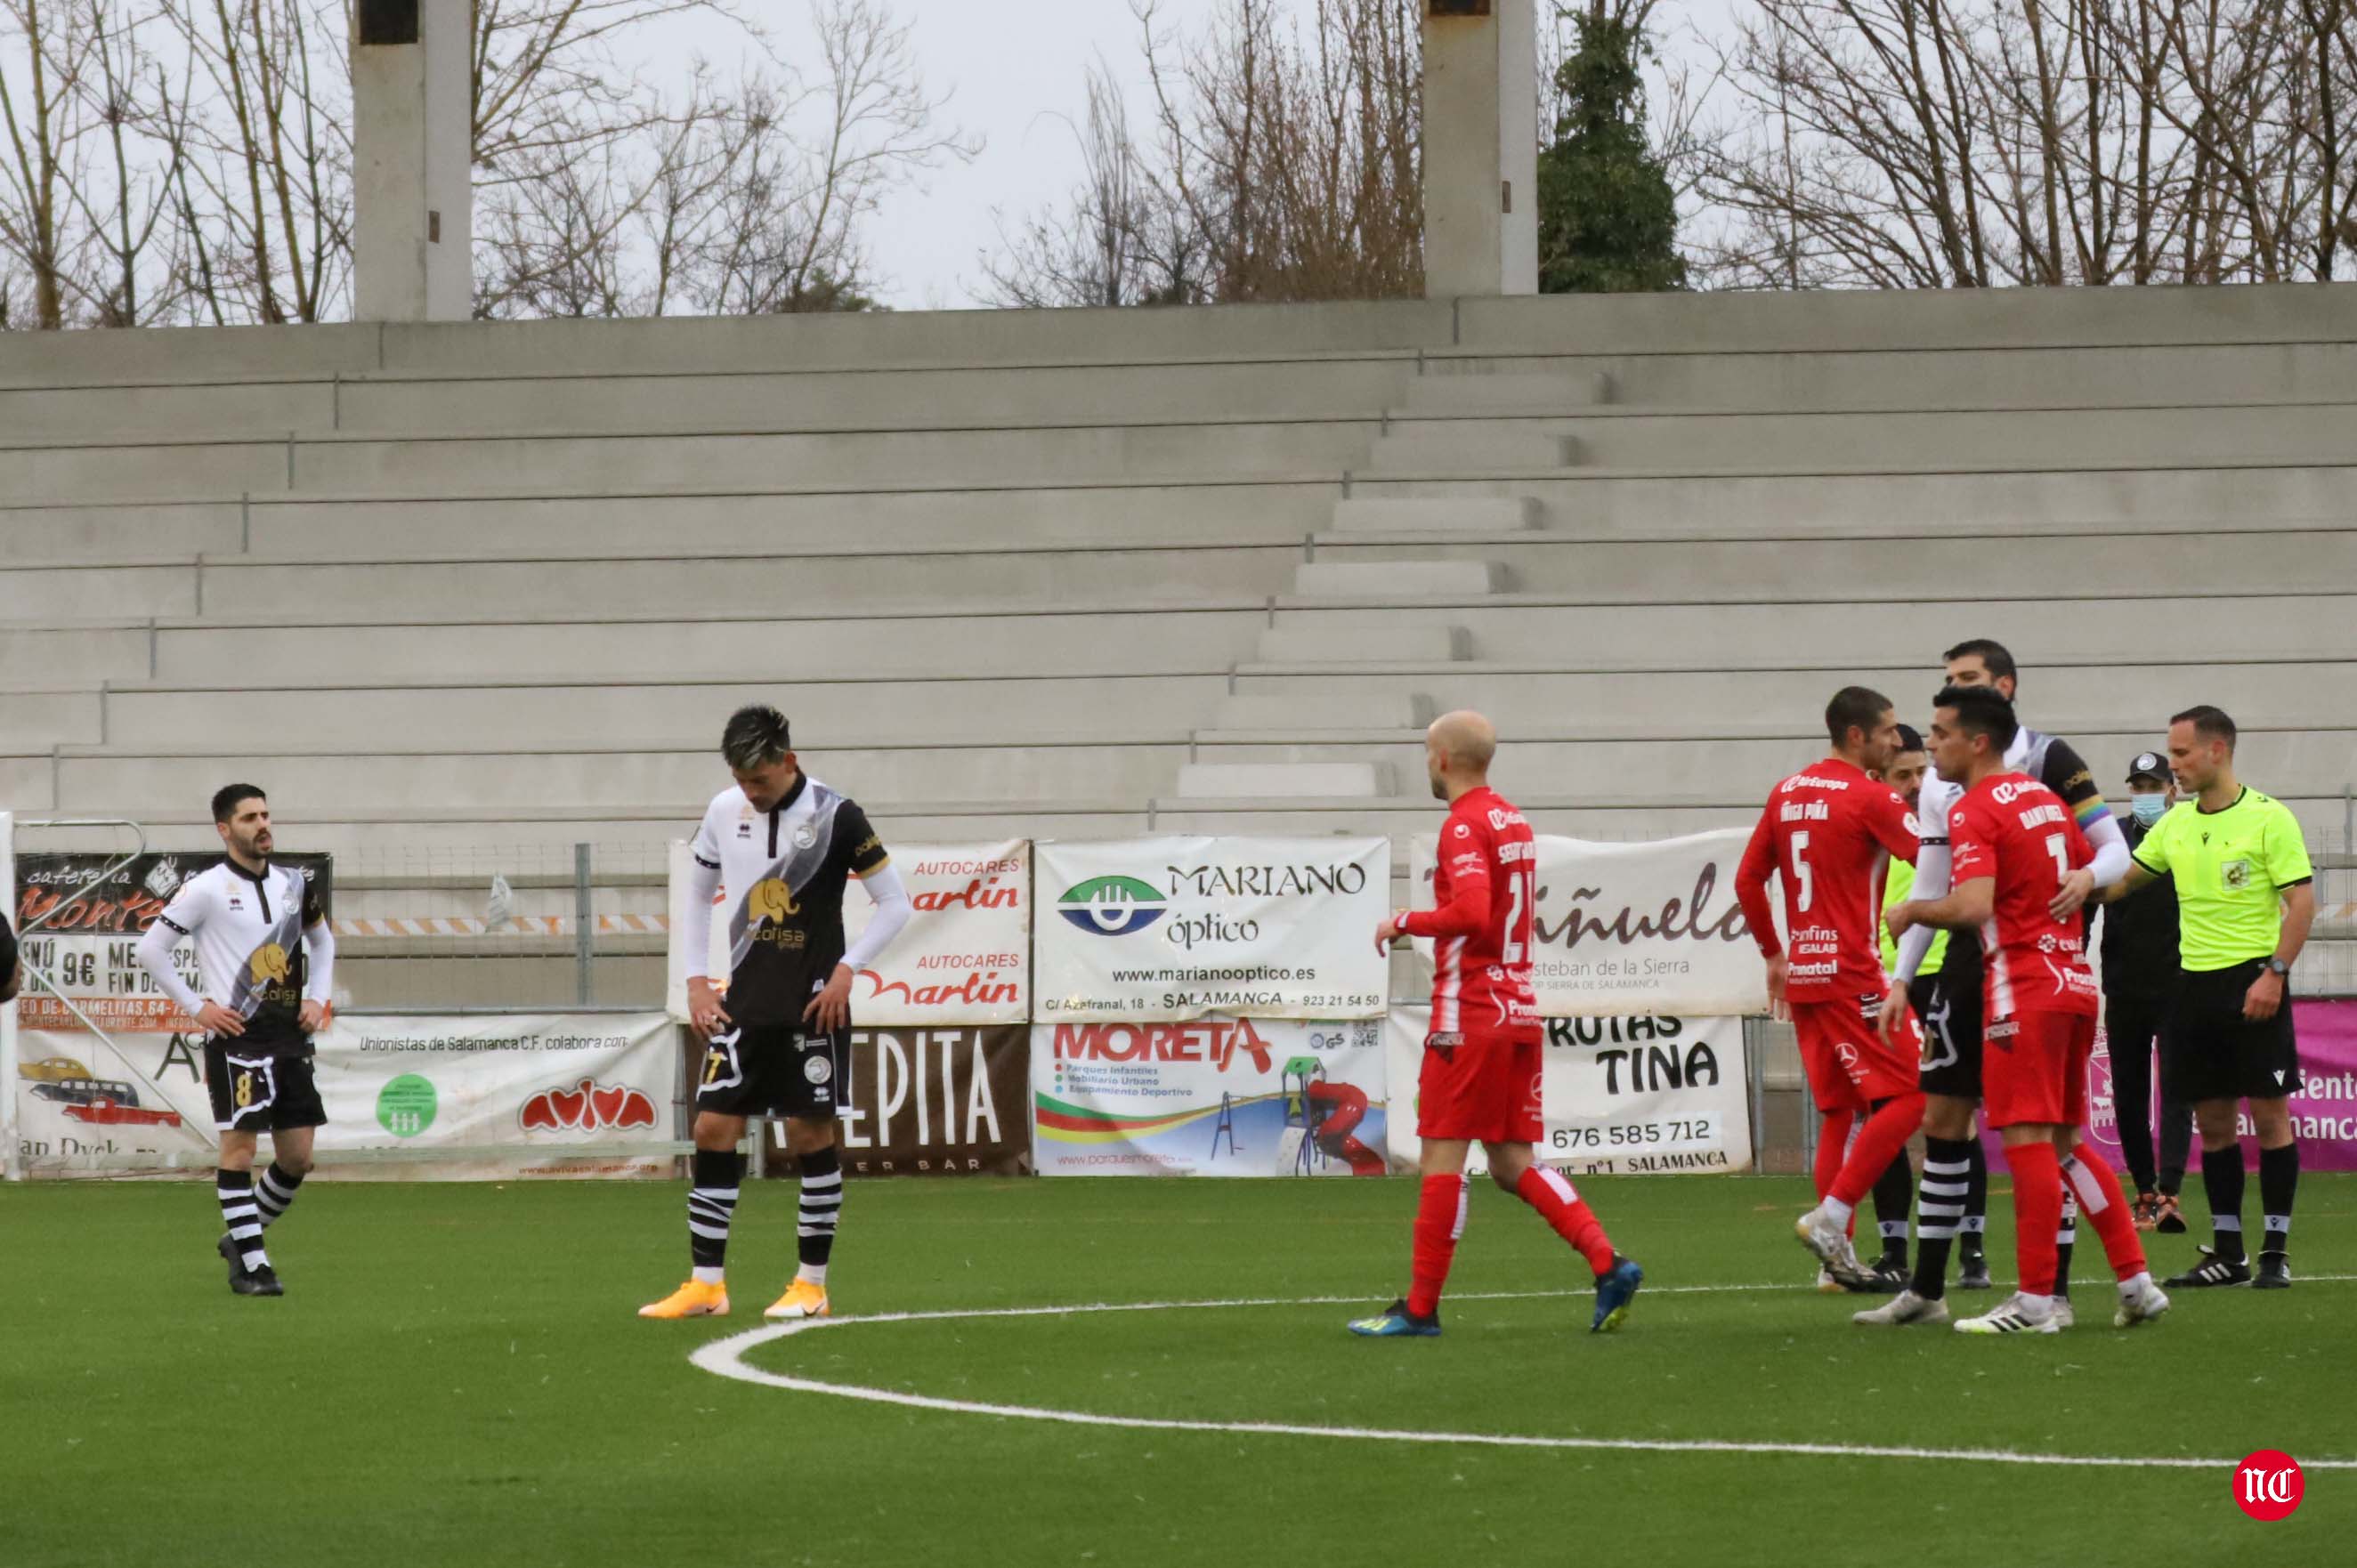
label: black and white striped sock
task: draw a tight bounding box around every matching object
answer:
[1911,1137,1973,1300]
[2053,1192,2078,1294]
[688,1147,743,1284]
[255,1162,305,1229]
[798,1144,843,1283]
[216,1169,268,1271]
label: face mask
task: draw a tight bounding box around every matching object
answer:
[2131,793,2167,824]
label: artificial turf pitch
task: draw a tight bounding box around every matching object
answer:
[3,1172,2345,1566]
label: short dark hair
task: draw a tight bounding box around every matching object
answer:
[1942,637,2019,687]
[1824,685,1894,747]
[2172,705,2237,751]
[721,705,792,771]
[1932,684,2019,754]
[211,783,265,824]
[1892,723,1924,755]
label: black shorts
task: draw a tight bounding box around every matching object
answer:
[1915,968,1984,1100]
[2162,961,2301,1104]
[204,1042,327,1134]
[694,1024,847,1121]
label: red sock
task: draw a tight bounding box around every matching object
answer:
[2063,1146,2150,1281]
[1813,1109,1854,1204]
[1830,1092,1924,1208]
[1514,1164,1616,1275]
[2002,1142,2063,1297]
[1407,1174,1468,1318]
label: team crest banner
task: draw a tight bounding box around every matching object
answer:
[1409,829,1765,1019]
[1034,837,1389,1022]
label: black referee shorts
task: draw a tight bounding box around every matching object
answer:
[694,1024,847,1121]
[2162,960,2301,1104]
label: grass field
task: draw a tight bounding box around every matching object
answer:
[2,1172,2346,1566]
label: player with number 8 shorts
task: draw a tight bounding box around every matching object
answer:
[1349,712,1643,1339]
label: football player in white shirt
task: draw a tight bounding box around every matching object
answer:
[134,785,335,1297]
[640,707,912,1323]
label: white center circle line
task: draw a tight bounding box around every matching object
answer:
[688,1284,2357,1471]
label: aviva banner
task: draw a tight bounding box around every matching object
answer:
[1032,1017,1397,1176]
[1035,837,1390,1022]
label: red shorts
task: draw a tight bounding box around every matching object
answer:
[1791,992,1921,1113]
[1417,1027,1543,1144]
[1982,1008,2095,1128]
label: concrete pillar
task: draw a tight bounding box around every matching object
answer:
[352,0,472,321]
[1421,0,1538,298]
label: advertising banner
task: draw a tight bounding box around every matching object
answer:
[1035,837,1389,1022]
[308,1012,679,1180]
[669,839,1030,1026]
[2080,1001,2357,1174]
[1386,1006,1751,1176]
[10,848,333,1176]
[1033,1016,1395,1176]
[11,849,333,1033]
[13,1011,678,1178]
[764,1024,1032,1176]
[1409,829,1763,1019]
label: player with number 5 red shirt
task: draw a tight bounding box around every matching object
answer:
[1348,712,1644,1341]
[1735,686,1926,1288]
[1885,687,2168,1335]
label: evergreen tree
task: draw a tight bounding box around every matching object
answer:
[1536,8,1686,293]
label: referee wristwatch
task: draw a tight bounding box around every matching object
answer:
[2265,958,2291,977]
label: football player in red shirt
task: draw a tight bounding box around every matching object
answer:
[1735,687,1926,1289]
[1349,711,1644,1338]
[1884,687,2171,1334]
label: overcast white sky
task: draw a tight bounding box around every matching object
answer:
[685,1,1737,311]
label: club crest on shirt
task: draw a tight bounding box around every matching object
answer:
[2223,859,2252,890]
[748,878,799,924]
[791,823,818,852]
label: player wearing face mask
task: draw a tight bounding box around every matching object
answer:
[2095,752,2191,1231]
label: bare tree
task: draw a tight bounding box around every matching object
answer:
[978,61,1208,307]
[474,0,976,319]
[1,0,100,327]
[1688,0,2357,287]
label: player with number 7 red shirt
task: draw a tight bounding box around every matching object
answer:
[1883,686,2170,1334]
[1348,712,1644,1340]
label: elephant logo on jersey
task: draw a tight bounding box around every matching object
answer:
[248,943,290,985]
[748,878,800,925]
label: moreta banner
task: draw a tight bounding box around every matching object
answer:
[1410,829,1763,1019]
[1034,837,1389,1022]
[669,839,1029,1026]
[765,1024,1031,1176]
[1033,1016,1394,1176]
[1386,1007,1752,1176]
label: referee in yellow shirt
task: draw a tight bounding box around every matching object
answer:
[2102,706,2315,1289]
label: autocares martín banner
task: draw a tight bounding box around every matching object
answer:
[1032,1016,1394,1176]
[1033,837,1389,1022]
